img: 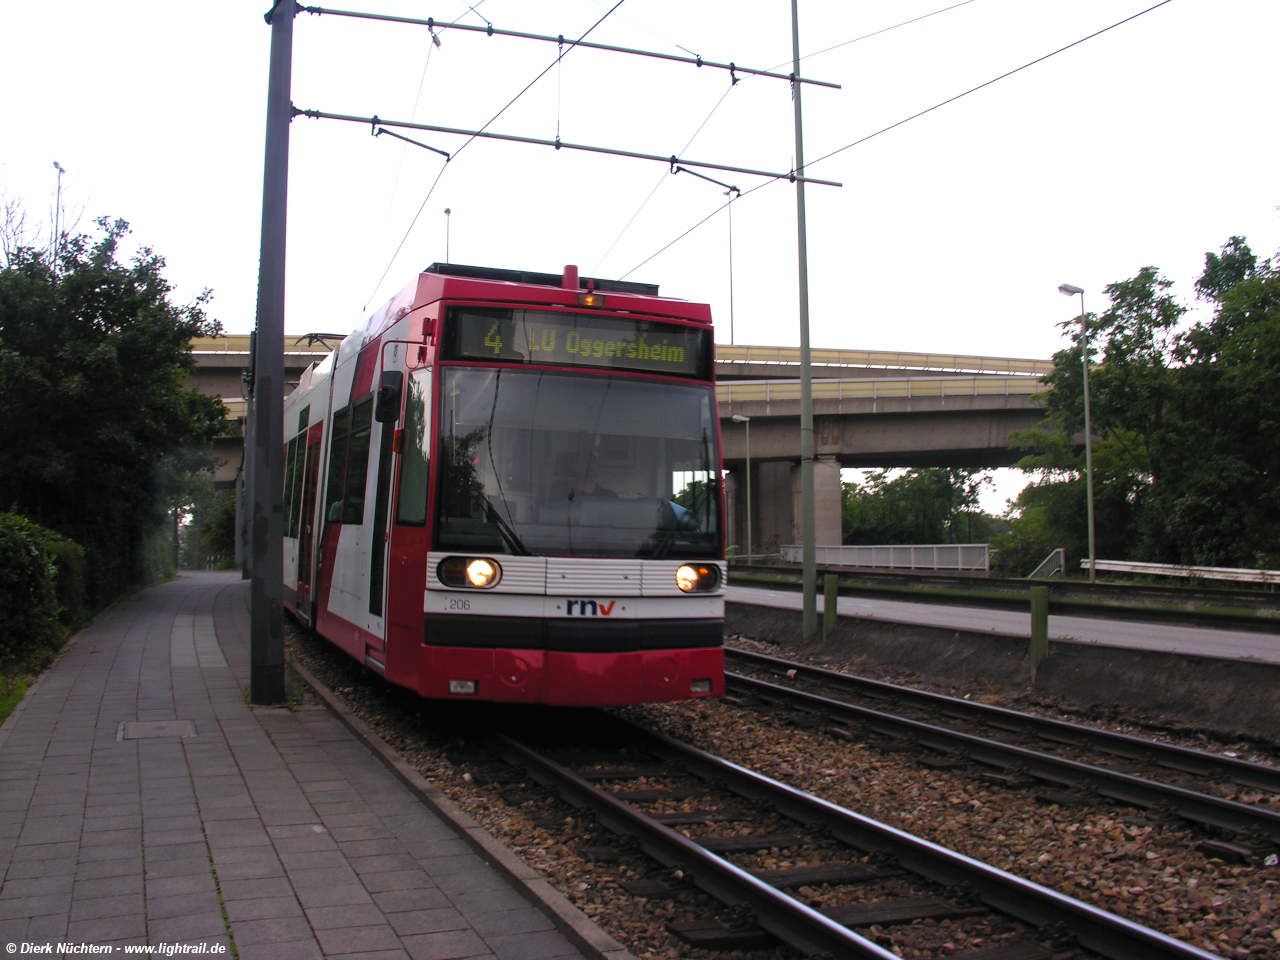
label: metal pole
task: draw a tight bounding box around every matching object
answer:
[444,208,451,262]
[1080,291,1096,584]
[242,394,254,580]
[791,0,817,641]
[249,0,294,704]
[727,193,735,345]
[745,418,752,564]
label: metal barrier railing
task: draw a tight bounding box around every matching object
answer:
[1028,548,1065,579]
[780,543,990,572]
[1084,559,1280,584]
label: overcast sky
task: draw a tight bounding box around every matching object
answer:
[5,0,1278,510]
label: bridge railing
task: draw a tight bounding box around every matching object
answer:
[190,335,333,357]
[780,543,990,572]
[718,376,1042,404]
[715,345,1055,377]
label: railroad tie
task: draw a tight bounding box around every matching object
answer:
[820,895,986,927]
[748,862,903,887]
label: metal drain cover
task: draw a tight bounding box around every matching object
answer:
[119,720,197,740]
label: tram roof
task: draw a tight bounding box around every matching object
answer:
[410,263,712,326]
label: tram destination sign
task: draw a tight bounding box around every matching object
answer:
[444,308,710,379]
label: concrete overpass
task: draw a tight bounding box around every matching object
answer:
[190,337,1049,552]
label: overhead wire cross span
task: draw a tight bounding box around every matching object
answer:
[294,109,844,187]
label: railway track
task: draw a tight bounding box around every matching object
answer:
[724,648,1280,860]
[487,711,1214,960]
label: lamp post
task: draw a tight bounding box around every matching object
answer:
[1059,283,1095,583]
[52,162,65,261]
[732,415,751,563]
[444,208,451,262]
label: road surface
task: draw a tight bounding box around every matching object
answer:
[725,584,1280,664]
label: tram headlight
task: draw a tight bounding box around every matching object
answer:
[675,564,719,593]
[466,558,498,588]
[438,556,502,589]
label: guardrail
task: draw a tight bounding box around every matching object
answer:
[715,344,1055,377]
[717,376,1042,404]
[1084,559,1280,585]
[780,543,990,572]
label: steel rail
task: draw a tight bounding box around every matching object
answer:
[726,671,1280,844]
[294,109,844,187]
[300,6,842,89]
[628,721,1216,960]
[494,734,898,960]
[499,722,1214,960]
[631,720,1218,960]
[726,648,1280,794]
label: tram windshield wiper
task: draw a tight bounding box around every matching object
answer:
[485,499,532,556]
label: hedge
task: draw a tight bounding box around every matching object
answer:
[0,513,84,665]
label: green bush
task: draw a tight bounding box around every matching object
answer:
[0,513,63,664]
[40,533,87,628]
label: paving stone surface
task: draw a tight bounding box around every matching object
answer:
[0,572,586,958]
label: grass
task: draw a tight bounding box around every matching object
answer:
[0,643,62,725]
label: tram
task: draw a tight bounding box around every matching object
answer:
[282,263,726,706]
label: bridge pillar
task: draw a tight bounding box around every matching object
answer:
[792,457,842,547]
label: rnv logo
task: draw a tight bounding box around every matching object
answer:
[565,600,616,616]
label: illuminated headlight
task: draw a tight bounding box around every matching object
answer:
[449,679,477,695]
[675,564,719,593]
[438,556,502,589]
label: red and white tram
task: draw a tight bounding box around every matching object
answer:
[282,263,726,706]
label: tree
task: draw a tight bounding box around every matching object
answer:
[1002,237,1280,570]
[0,215,226,602]
[841,468,996,545]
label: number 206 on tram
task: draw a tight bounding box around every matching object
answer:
[282,263,727,705]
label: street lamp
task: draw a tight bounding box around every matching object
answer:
[731,415,751,563]
[1059,283,1096,583]
[52,162,66,261]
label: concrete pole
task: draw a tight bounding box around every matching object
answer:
[790,0,818,641]
[249,0,294,704]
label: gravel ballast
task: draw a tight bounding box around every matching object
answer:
[283,623,1279,959]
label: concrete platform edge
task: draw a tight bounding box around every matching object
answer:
[289,657,637,960]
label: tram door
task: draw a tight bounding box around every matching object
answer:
[296,423,323,620]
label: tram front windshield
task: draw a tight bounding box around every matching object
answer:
[437,367,719,559]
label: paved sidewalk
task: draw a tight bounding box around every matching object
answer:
[0,571,587,960]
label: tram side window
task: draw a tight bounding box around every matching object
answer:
[287,436,308,537]
[396,369,431,525]
[282,436,300,535]
[342,396,374,525]
[324,408,350,524]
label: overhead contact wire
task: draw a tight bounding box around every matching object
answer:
[595,0,979,276]
[620,0,1177,279]
[365,0,629,309]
